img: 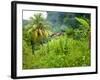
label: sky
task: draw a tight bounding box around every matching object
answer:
[23,11,47,20]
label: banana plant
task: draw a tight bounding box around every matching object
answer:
[75,17,91,49]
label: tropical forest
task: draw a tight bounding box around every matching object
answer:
[22,11,91,69]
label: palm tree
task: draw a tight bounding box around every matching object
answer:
[27,13,51,54]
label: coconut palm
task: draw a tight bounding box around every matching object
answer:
[27,13,51,54]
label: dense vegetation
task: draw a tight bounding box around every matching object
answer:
[22,12,91,69]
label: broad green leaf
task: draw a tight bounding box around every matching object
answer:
[75,17,89,29]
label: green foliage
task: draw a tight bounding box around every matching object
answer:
[64,17,90,40]
[22,13,91,69]
[23,35,90,69]
[23,40,34,69]
[65,27,74,38]
[75,17,89,29]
